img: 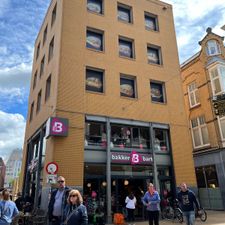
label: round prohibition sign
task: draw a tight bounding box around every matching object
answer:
[46,162,58,175]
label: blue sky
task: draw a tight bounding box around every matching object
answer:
[0,0,225,160]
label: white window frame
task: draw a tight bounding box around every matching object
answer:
[190,116,210,149]
[206,40,221,56]
[218,116,225,143]
[188,82,200,108]
[209,64,225,96]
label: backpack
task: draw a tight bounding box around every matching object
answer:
[113,213,124,225]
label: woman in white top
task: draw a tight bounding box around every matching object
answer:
[125,192,136,225]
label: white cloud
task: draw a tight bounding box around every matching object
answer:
[0,110,26,161]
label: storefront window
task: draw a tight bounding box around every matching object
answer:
[196,167,206,188]
[111,125,150,149]
[154,129,169,152]
[85,122,107,147]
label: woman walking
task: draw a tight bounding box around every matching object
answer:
[0,189,19,225]
[63,189,88,225]
[142,183,160,225]
[125,192,136,225]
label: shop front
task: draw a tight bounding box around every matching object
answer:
[84,115,176,224]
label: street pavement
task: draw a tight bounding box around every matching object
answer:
[113,211,225,225]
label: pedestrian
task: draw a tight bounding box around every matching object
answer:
[0,189,19,225]
[177,183,200,225]
[125,192,136,225]
[48,176,70,225]
[63,189,88,225]
[15,192,24,212]
[142,183,160,225]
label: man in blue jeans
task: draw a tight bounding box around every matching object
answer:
[178,183,200,225]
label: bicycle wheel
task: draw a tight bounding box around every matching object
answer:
[174,208,183,223]
[199,209,207,222]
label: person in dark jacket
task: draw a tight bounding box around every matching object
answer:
[63,189,88,225]
[177,183,200,225]
[48,176,70,225]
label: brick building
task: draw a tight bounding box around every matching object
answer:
[181,28,225,210]
[20,0,197,222]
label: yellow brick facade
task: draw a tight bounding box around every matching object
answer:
[20,0,197,197]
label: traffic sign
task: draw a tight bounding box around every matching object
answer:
[47,174,57,184]
[46,162,58,175]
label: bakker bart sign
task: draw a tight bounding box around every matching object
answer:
[111,151,153,165]
[46,117,69,138]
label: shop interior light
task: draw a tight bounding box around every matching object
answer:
[112,180,116,186]
[124,180,129,186]
[102,181,107,187]
[87,183,91,187]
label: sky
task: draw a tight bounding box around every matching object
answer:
[0,0,225,161]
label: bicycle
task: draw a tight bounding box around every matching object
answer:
[161,199,183,223]
[195,207,207,222]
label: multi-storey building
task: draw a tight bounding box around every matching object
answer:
[20,0,197,222]
[4,149,22,189]
[0,157,6,189]
[181,28,225,210]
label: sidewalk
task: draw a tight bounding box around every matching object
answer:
[110,211,225,225]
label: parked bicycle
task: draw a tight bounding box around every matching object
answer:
[161,199,183,223]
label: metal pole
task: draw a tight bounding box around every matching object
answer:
[150,124,159,191]
[106,118,112,224]
[34,128,44,208]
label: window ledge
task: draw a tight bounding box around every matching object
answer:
[87,10,104,17]
[148,62,163,68]
[119,55,136,61]
[86,47,105,54]
[190,103,201,110]
[120,96,138,101]
[193,144,211,151]
[151,101,167,105]
[86,91,105,95]
[118,19,133,25]
[145,27,159,33]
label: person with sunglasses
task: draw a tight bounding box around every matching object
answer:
[48,176,70,225]
[63,189,88,225]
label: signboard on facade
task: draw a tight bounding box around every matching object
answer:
[46,117,69,138]
[47,174,57,184]
[111,151,153,165]
[212,94,225,116]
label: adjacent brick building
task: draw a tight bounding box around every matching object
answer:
[0,157,6,189]
[181,28,225,210]
[20,0,197,222]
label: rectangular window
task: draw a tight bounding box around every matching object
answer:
[45,74,51,101]
[111,125,150,149]
[86,68,104,93]
[191,116,210,148]
[87,0,103,14]
[154,129,169,152]
[85,121,106,147]
[86,29,103,51]
[120,75,136,98]
[48,36,54,62]
[36,42,40,60]
[43,25,48,46]
[51,3,57,27]
[145,12,158,31]
[218,116,225,140]
[33,71,37,89]
[36,90,42,113]
[119,37,134,58]
[147,45,162,65]
[117,3,132,23]
[40,56,45,77]
[188,82,200,107]
[29,102,34,122]
[150,81,165,103]
[209,66,224,95]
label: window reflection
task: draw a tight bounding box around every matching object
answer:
[154,129,169,152]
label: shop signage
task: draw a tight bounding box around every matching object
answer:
[111,151,153,165]
[46,117,69,138]
[212,94,225,116]
[46,162,58,175]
